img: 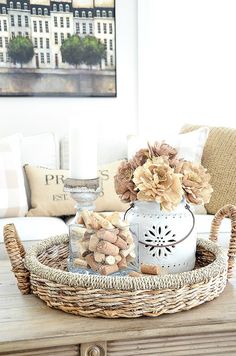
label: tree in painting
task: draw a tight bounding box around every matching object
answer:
[81,36,106,68]
[60,35,83,68]
[61,35,106,69]
[8,36,34,68]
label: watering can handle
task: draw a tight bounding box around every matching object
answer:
[124,203,195,248]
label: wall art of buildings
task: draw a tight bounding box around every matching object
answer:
[0,0,115,70]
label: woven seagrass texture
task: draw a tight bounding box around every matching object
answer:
[209,204,236,278]
[3,223,30,294]
[180,124,236,214]
[28,269,227,318]
[3,204,236,318]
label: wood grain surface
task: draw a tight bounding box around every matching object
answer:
[1,260,236,355]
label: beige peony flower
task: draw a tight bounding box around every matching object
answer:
[148,141,180,167]
[114,141,213,210]
[175,161,213,204]
[114,161,137,203]
[133,157,183,211]
[148,141,177,159]
[130,148,149,170]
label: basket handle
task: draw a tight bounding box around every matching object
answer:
[209,204,236,279]
[3,223,31,294]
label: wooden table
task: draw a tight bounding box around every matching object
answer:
[1,260,236,356]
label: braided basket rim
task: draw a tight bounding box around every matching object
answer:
[24,234,228,291]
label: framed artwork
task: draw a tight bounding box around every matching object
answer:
[0,0,116,97]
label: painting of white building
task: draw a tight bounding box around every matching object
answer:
[0,0,116,96]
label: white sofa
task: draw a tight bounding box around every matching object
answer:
[0,131,232,260]
[0,132,128,259]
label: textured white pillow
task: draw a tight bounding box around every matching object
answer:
[0,134,28,218]
[128,127,209,164]
[173,127,210,163]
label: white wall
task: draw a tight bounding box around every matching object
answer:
[2,0,236,153]
[138,0,236,138]
[0,0,138,163]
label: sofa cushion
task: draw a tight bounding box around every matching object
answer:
[181,124,236,214]
[0,216,68,259]
[25,165,76,217]
[0,134,28,218]
[128,127,209,164]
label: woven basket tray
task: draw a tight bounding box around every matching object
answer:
[4,205,236,318]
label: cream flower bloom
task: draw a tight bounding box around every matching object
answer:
[133,157,183,211]
[176,161,213,204]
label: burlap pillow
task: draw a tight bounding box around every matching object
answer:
[180,124,236,214]
[25,165,76,217]
[25,161,128,217]
[96,160,129,212]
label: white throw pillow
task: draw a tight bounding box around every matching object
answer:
[60,135,127,170]
[127,127,209,164]
[0,134,28,218]
[21,132,59,207]
[21,132,59,168]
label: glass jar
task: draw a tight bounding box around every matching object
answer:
[67,223,139,276]
[125,200,196,274]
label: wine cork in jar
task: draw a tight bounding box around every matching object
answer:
[71,226,87,239]
[105,255,116,265]
[115,254,122,263]
[73,258,88,267]
[114,236,128,250]
[100,264,119,276]
[92,212,114,229]
[120,243,135,258]
[117,257,127,269]
[94,252,105,263]
[81,210,92,229]
[96,229,118,243]
[106,212,128,229]
[89,234,99,252]
[96,240,119,256]
[85,254,101,273]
